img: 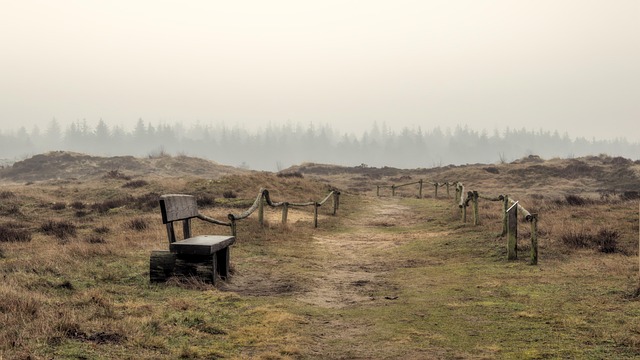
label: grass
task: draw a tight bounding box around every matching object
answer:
[1,159,639,359]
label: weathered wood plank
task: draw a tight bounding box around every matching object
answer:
[159,194,199,223]
[169,235,235,256]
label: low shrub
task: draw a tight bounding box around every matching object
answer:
[0,222,32,242]
[561,230,592,248]
[621,191,640,201]
[122,180,149,188]
[91,197,130,213]
[564,194,593,206]
[41,220,77,239]
[70,201,85,210]
[0,190,16,199]
[127,218,148,231]
[197,195,217,206]
[104,169,131,180]
[222,190,237,199]
[94,226,110,234]
[51,202,67,211]
[594,229,619,253]
[561,227,619,253]
[277,171,304,178]
[86,235,106,244]
[132,193,159,211]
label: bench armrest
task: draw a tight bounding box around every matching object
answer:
[197,214,232,227]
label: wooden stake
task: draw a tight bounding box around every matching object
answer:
[507,200,518,260]
[258,195,264,226]
[282,202,289,224]
[313,202,319,228]
[530,214,538,265]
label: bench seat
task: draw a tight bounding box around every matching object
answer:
[170,235,236,256]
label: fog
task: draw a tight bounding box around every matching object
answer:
[1,119,638,171]
[1,1,639,150]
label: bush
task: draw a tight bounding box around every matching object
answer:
[564,194,592,206]
[122,180,149,188]
[0,191,16,199]
[197,195,216,206]
[0,222,32,242]
[132,193,159,211]
[51,203,67,211]
[70,201,85,210]
[104,169,131,180]
[222,190,237,199]
[41,220,77,239]
[561,230,592,248]
[86,235,106,244]
[94,226,110,234]
[91,197,130,213]
[594,229,619,253]
[277,171,304,178]
[561,228,619,253]
[127,218,148,231]
[621,191,640,201]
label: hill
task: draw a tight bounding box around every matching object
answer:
[0,151,246,182]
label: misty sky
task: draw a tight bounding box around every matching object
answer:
[1,1,638,141]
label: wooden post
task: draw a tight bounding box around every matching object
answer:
[472,191,479,226]
[332,192,339,215]
[313,202,319,228]
[446,182,451,198]
[502,195,509,236]
[530,214,538,265]
[377,185,380,197]
[419,180,423,199]
[258,195,264,226]
[507,201,518,260]
[282,202,289,224]
[462,203,467,223]
[392,185,396,197]
[434,183,439,198]
[230,220,237,237]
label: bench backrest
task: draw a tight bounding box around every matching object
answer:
[159,194,199,244]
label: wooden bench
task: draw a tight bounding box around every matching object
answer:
[150,194,235,285]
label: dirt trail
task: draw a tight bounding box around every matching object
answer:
[297,197,421,308]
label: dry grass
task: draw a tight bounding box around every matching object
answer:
[1,154,639,359]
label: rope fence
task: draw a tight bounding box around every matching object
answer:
[377,178,539,265]
[206,188,341,237]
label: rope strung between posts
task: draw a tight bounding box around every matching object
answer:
[221,188,340,236]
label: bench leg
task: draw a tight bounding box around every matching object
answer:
[150,250,176,283]
[216,247,231,280]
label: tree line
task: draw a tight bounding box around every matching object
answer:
[1,118,638,171]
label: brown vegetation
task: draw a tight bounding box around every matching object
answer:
[0,152,639,359]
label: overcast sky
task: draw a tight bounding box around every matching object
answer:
[1,1,638,141]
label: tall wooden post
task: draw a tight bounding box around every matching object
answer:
[419,180,423,199]
[282,202,289,224]
[507,201,518,260]
[455,186,461,204]
[434,183,439,198]
[332,192,339,215]
[472,191,479,226]
[530,214,538,265]
[502,195,509,236]
[392,185,396,197]
[258,195,265,226]
[377,186,380,197]
[313,202,319,228]
[446,182,451,198]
